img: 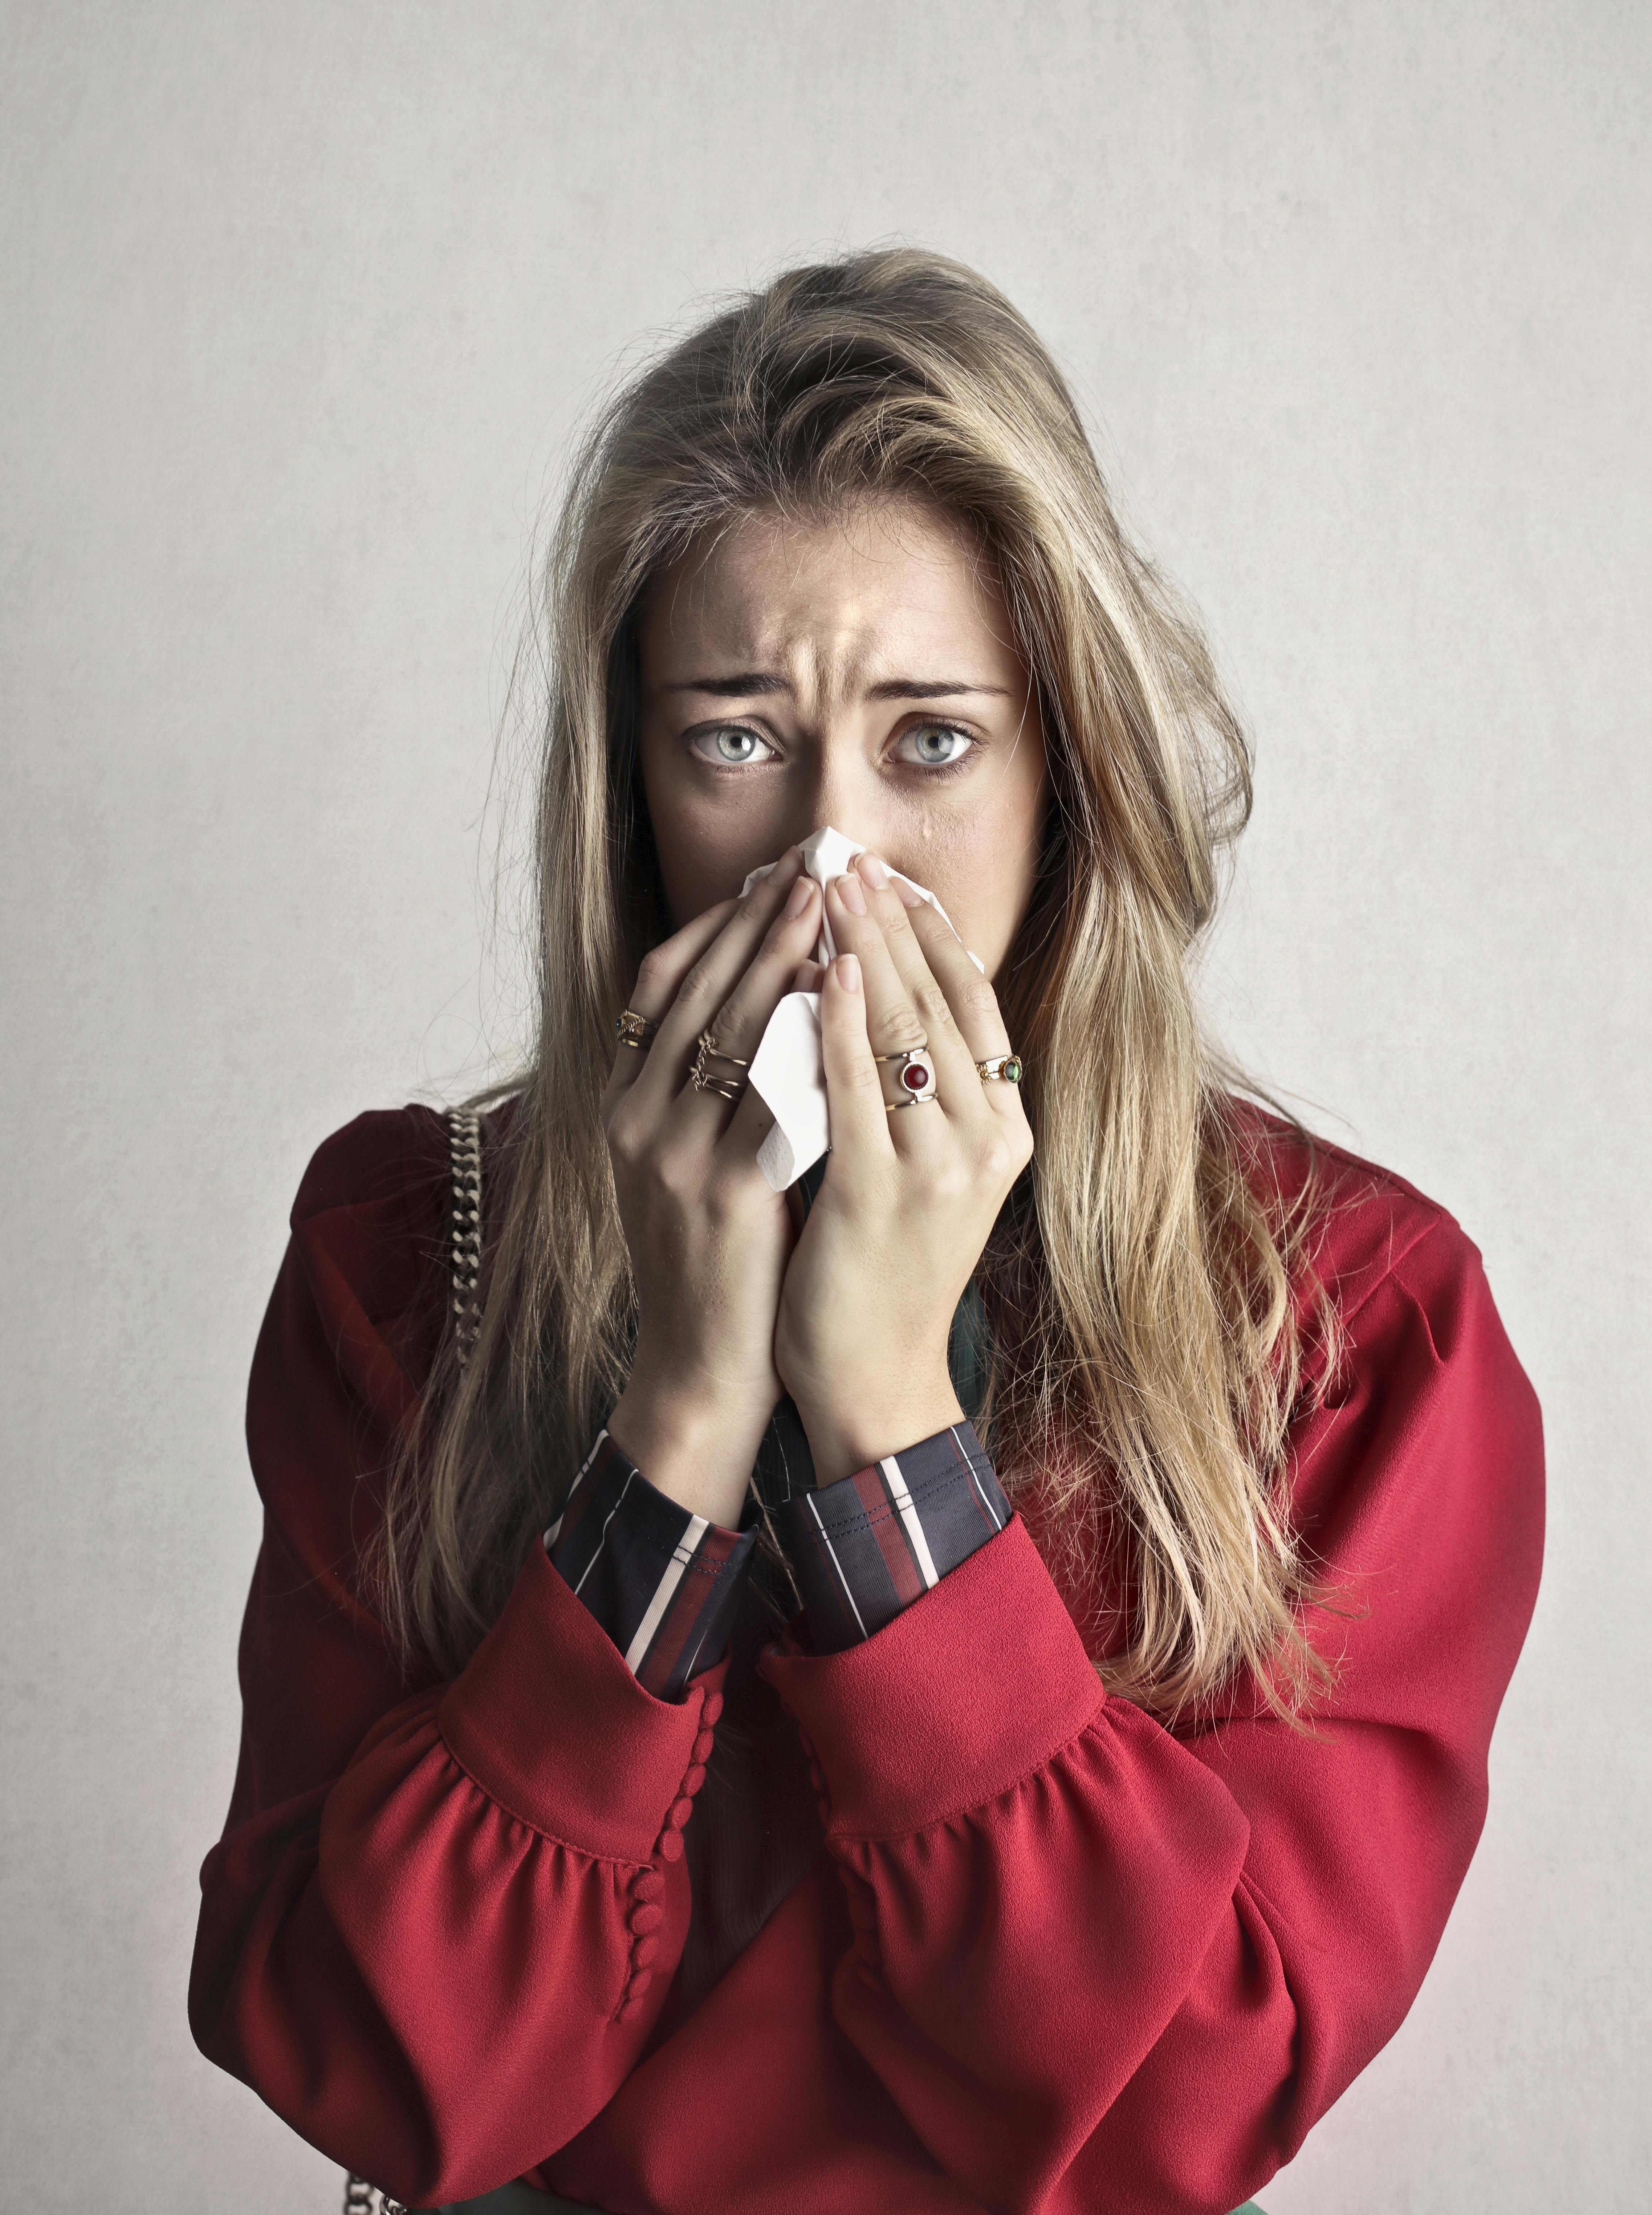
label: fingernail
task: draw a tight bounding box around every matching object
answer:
[784,874,815,919]
[857,851,889,891]
[892,875,923,907]
[836,953,862,992]
[835,871,867,915]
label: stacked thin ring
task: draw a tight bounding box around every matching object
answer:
[690,1030,749,1102]
[615,1009,659,1051]
[977,1053,1024,1084]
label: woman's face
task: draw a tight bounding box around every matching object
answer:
[636,497,1048,981]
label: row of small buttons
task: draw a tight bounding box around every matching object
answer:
[615,1688,723,2022]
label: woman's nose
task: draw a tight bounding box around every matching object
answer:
[793,755,889,865]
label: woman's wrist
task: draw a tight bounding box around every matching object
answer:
[606,1373,772,1530]
[795,1377,967,1488]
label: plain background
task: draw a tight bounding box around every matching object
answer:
[3,3,1647,2209]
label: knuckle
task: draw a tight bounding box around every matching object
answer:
[655,1146,697,1202]
[982,1120,1034,1183]
[679,956,720,1005]
[979,1135,1017,1185]
[878,1005,929,1054]
[633,947,672,1001]
[709,989,753,1051]
[879,898,917,945]
[957,975,1001,1028]
[606,1108,643,1167]
[914,982,959,1035]
[842,1054,884,1095]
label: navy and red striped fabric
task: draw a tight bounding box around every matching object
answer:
[773,1422,1009,1650]
[548,1420,1009,1691]
[543,1432,756,1701]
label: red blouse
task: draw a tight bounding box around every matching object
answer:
[189,1105,1543,2212]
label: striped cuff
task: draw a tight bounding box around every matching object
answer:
[774,1421,1011,1653]
[544,1432,757,1702]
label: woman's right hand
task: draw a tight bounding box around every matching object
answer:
[602,846,823,1530]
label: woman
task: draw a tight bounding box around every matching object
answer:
[189,251,1543,2215]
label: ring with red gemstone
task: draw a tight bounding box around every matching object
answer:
[875,1046,938,1110]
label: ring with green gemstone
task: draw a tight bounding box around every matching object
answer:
[977,1053,1024,1085]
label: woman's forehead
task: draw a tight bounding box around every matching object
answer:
[640,500,1022,696]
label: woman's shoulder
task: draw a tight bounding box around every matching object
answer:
[267,1105,459,1395]
[288,1102,452,1227]
[288,1096,520,1232]
[1229,1096,1486,1328]
[1234,1101,1542,1553]
[277,1099,525,1386]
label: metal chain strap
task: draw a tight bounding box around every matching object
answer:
[447,1106,484,1367]
[340,1109,485,2215]
[342,2182,407,2215]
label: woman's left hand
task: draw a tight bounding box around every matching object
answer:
[774,852,1034,1486]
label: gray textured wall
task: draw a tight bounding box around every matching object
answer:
[2,4,1646,2209]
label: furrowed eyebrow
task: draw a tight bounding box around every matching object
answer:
[662,673,792,697]
[864,679,1012,702]
[660,674,1012,700]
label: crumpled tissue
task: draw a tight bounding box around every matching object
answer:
[741,825,981,1192]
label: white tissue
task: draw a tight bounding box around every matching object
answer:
[741,826,981,1192]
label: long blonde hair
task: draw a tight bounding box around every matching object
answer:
[384,248,1333,1718]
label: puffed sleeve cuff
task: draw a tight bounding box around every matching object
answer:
[437,1541,728,1863]
[543,1430,757,1701]
[760,1512,1105,1839]
[773,1419,1011,1653]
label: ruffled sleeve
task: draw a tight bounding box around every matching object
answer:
[187,1111,729,2206]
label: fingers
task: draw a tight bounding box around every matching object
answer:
[707,875,823,1053]
[822,866,977,1114]
[816,952,896,1166]
[887,890,1026,1127]
[626,849,814,1115]
[890,893,1012,1061]
[603,897,738,1110]
[713,930,831,1159]
[862,857,1010,1056]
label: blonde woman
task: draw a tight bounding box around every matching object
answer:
[190,252,1543,2215]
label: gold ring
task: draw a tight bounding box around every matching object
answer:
[691,1031,749,1101]
[690,1068,746,1102]
[695,1031,750,1071]
[977,1053,1024,1084]
[615,1009,659,1051]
